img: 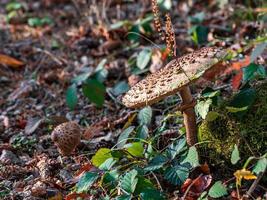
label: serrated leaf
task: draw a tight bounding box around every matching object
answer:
[120,169,138,194]
[76,172,99,193]
[137,49,152,70]
[250,42,267,62]
[112,81,130,96]
[145,155,168,171]
[125,142,144,157]
[164,164,189,186]
[182,146,199,167]
[82,79,105,107]
[91,148,112,167]
[117,126,135,148]
[138,106,152,126]
[66,84,78,110]
[196,99,212,119]
[103,169,119,189]
[231,144,240,165]
[140,188,165,200]
[208,181,228,198]
[99,158,116,171]
[136,125,149,139]
[135,177,155,194]
[166,138,187,160]
[253,158,267,175]
[116,194,132,200]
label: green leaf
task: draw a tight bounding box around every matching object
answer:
[116,194,132,200]
[253,157,267,175]
[243,63,266,82]
[196,99,212,119]
[208,181,228,198]
[228,88,256,118]
[145,155,168,171]
[117,126,135,148]
[82,78,106,107]
[112,81,130,96]
[206,111,220,122]
[140,188,165,200]
[91,148,112,167]
[103,169,119,189]
[135,176,155,194]
[71,72,91,84]
[164,164,189,186]
[120,169,138,194]
[125,142,144,157]
[6,2,22,11]
[231,144,240,165]
[76,172,99,193]
[182,146,199,168]
[99,158,116,171]
[136,125,149,139]
[198,191,208,200]
[226,106,248,113]
[138,106,152,126]
[137,49,152,70]
[166,138,187,160]
[250,42,267,62]
[66,84,78,110]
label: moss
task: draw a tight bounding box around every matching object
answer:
[198,81,267,165]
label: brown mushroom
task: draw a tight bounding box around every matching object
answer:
[122,47,227,146]
[51,121,81,156]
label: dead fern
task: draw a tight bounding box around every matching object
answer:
[165,13,176,57]
[151,0,165,41]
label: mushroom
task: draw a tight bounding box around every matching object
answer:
[51,121,81,156]
[122,47,227,146]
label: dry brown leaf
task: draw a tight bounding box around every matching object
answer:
[0,54,24,68]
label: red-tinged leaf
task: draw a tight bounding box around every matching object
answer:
[65,193,91,200]
[0,54,24,68]
[232,71,243,90]
[75,163,95,176]
[225,56,250,74]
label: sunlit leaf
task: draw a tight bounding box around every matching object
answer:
[137,49,152,70]
[231,144,240,165]
[196,99,212,119]
[125,142,144,157]
[91,148,112,167]
[253,157,267,175]
[182,146,199,168]
[234,169,257,186]
[208,181,228,198]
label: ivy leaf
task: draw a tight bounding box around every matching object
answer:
[182,146,199,168]
[120,169,138,194]
[82,78,106,107]
[231,144,240,165]
[164,164,189,186]
[208,181,228,198]
[117,126,135,148]
[137,49,152,70]
[125,142,144,157]
[196,99,212,119]
[66,84,78,110]
[145,155,169,171]
[76,172,99,193]
[91,148,112,167]
[253,157,267,175]
[138,106,152,126]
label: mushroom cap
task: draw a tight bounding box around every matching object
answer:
[51,121,81,156]
[122,47,227,108]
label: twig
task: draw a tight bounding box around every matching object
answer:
[246,171,265,198]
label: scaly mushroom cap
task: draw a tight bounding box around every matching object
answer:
[122,47,227,108]
[51,121,81,156]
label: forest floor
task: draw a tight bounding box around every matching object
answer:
[0,0,266,199]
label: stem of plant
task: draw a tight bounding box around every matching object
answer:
[179,86,197,146]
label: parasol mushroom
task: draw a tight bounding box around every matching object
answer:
[51,121,81,156]
[122,47,227,146]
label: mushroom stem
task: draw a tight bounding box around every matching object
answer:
[179,86,197,146]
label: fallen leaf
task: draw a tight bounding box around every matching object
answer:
[25,117,44,135]
[225,56,250,74]
[0,54,24,68]
[232,71,243,90]
[65,192,91,200]
[234,168,257,186]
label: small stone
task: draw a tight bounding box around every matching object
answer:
[0,150,21,164]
